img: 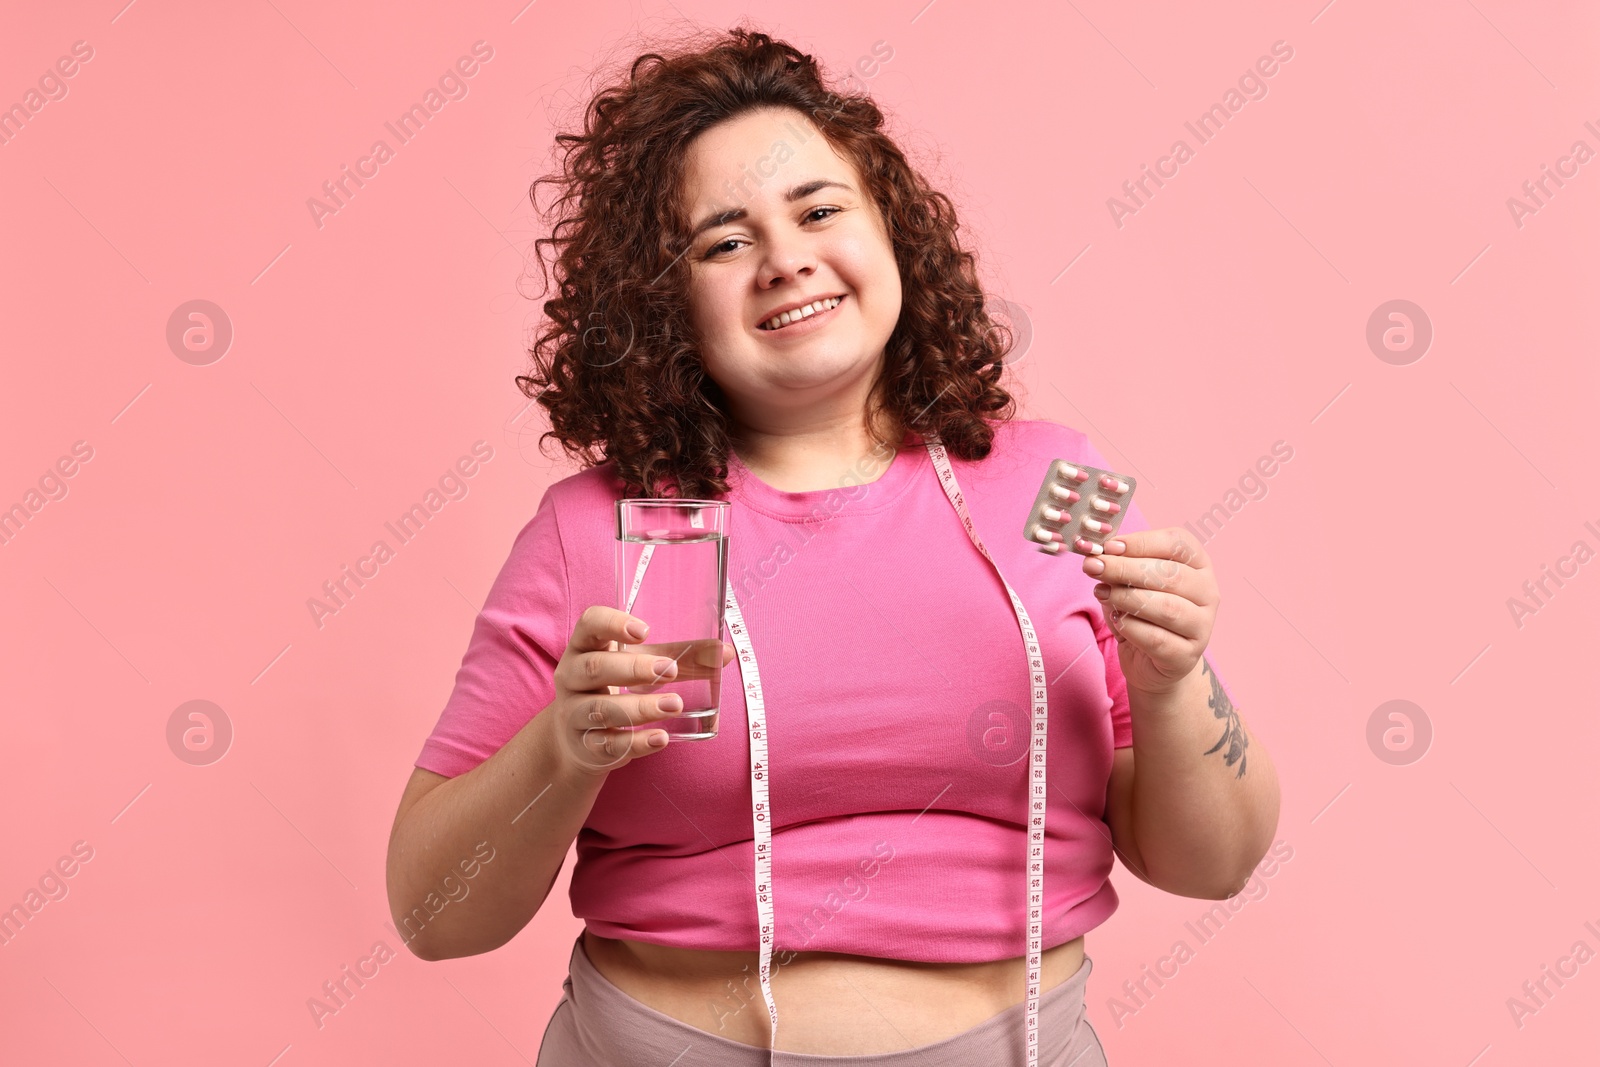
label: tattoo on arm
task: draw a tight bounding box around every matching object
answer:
[1199,658,1248,778]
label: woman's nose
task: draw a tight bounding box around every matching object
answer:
[758,230,817,286]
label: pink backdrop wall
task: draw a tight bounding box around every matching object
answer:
[3,1,1596,1063]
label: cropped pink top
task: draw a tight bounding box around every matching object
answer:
[415,417,1206,962]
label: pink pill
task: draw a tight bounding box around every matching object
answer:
[1057,464,1090,483]
[1042,505,1066,523]
[1073,536,1104,555]
[1083,516,1113,534]
[1090,497,1121,514]
[1049,485,1081,505]
[1097,474,1129,494]
[1032,525,1063,544]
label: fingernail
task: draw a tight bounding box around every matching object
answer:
[626,619,649,640]
[653,658,678,678]
[1106,540,1126,554]
[1093,584,1111,600]
[660,693,683,713]
[648,731,669,747]
[1083,557,1106,576]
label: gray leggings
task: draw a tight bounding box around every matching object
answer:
[536,935,1109,1066]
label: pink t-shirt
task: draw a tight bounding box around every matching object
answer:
[415,417,1199,962]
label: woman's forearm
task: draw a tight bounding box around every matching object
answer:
[1126,657,1280,898]
[385,710,607,960]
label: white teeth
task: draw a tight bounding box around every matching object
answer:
[760,295,842,330]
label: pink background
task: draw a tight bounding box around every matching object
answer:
[2,1,1596,1063]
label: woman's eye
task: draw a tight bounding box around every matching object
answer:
[702,208,839,258]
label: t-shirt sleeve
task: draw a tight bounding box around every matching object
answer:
[414,490,571,778]
[1072,428,1236,749]
[1090,604,1133,749]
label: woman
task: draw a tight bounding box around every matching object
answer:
[385,25,1280,1066]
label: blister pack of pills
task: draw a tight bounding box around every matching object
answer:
[1022,460,1138,556]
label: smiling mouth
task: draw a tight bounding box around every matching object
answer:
[758,294,845,331]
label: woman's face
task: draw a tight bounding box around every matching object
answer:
[677,106,903,433]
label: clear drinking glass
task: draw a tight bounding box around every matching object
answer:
[614,498,729,741]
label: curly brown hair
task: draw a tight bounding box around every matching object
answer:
[517,23,1020,499]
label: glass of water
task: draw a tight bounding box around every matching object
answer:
[614,498,729,741]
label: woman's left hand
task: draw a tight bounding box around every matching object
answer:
[1080,527,1219,696]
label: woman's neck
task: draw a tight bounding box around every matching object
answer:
[730,415,906,494]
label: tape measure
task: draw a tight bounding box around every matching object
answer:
[724,438,1052,1064]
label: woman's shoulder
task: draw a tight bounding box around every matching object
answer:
[494,459,626,558]
[978,416,1095,464]
[543,457,629,501]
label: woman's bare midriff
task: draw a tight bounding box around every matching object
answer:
[580,929,1087,1055]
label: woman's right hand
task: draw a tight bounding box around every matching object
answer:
[548,605,734,776]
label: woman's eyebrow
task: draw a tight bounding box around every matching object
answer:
[689,179,854,240]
